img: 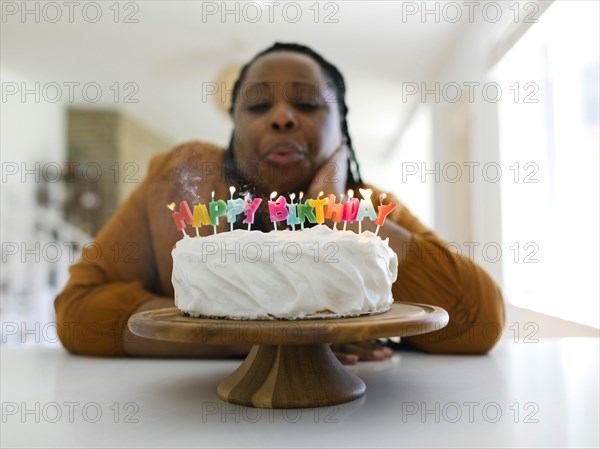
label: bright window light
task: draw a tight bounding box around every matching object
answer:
[493,1,599,327]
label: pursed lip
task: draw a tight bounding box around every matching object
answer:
[262,142,306,165]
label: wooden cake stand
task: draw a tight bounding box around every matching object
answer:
[128,302,448,409]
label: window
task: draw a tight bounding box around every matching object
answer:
[493,1,599,327]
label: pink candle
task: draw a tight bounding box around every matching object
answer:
[268,191,289,231]
[243,192,262,231]
[342,190,359,231]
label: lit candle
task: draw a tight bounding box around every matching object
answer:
[243,192,262,231]
[209,191,227,235]
[286,193,300,231]
[227,186,245,232]
[357,188,377,233]
[342,189,359,231]
[299,191,305,230]
[375,193,397,236]
[167,201,192,238]
[338,193,345,231]
[268,191,289,231]
[192,201,211,236]
[308,191,329,224]
[324,193,343,230]
[297,192,317,230]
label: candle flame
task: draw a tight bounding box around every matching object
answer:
[299,191,304,201]
[211,190,215,200]
[166,202,176,211]
[318,190,324,198]
[229,186,235,194]
[347,189,354,198]
[270,191,277,199]
[289,193,296,200]
[380,193,387,203]
[359,188,372,200]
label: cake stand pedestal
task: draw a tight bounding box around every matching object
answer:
[128,302,448,408]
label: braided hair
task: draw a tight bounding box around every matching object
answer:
[224,42,363,230]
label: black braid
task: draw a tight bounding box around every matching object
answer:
[224,42,364,231]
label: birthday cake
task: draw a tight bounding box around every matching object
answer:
[171,225,398,320]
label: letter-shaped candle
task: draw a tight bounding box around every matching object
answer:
[356,188,377,233]
[342,190,358,231]
[168,201,192,237]
[243,194,263,230]
[227,187,245,232]
[286,193,300,230]
[374,193,397,235]
[209,191,227,233]
[307,191,328,224]
[324,194,344,225]
[192,203,211,234]
[297,199,317,227]
[268,191,289,231]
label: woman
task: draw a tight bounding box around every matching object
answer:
[55,43,505,362]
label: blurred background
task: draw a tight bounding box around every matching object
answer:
[1,0,598,345]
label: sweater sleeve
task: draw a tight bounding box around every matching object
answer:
[54,155,165,356]
[388,200,505,353]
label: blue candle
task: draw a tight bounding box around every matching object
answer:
[227,186,245,232]
[286,193,301,230]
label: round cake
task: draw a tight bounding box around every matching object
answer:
[171,225,398,320]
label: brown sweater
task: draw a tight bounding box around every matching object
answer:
[55,141,505,356]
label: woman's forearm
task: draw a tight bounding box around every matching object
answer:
[122,297,252,358]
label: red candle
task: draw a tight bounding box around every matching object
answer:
[375,193,397,236]
[168,201,193,237]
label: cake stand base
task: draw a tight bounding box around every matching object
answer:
[217,344,365,408]
[128,302,449,409]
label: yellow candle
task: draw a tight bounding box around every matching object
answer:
[307,191,329,224]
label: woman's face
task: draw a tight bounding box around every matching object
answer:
[231,51,345,195]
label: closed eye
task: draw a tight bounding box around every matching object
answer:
[295,103,319,111]
[247,103,271,112]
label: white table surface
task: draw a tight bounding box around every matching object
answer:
[1,338,598,448]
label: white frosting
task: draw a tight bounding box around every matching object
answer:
[172,225,398,319]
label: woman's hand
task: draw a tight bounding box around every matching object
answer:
[331,340,394,365]
[306,143,349,199]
